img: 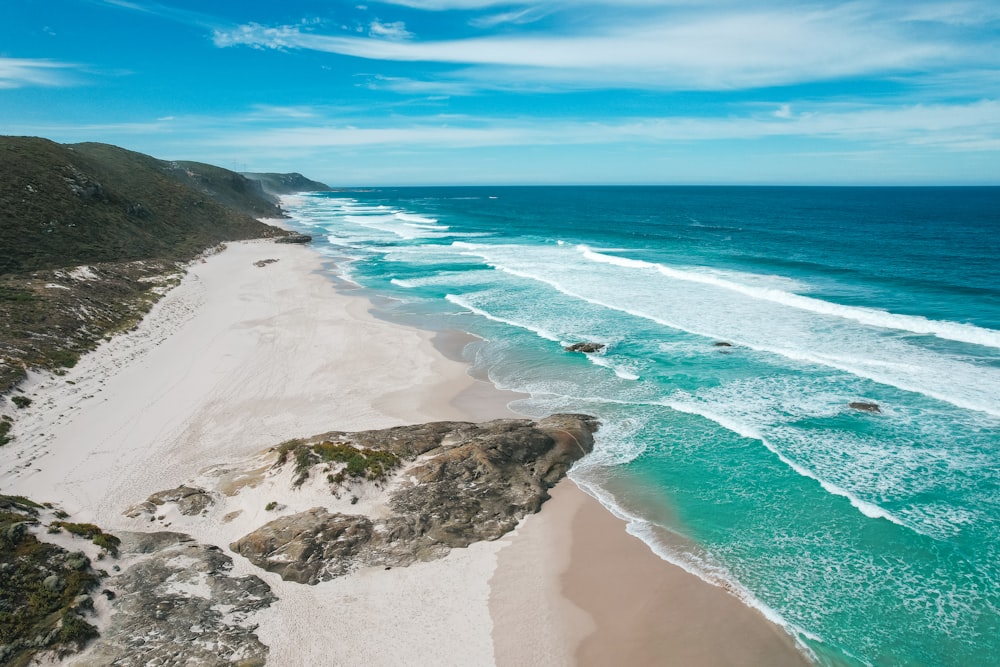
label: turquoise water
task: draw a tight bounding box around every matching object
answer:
[281,186,1000,666]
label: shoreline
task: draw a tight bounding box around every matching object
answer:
[0,237,809,665]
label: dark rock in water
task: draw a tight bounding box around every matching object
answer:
[232,414,598,585]
[564,342,605,353]
[275,233,312,244]
[83,532,275,666]
[713,342,733,347]
[849,401,881,413]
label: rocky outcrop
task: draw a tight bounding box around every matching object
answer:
[231,414,598,584]
[565,342,605,353]
[82,531,275,666]
[124,485,215,519]
[274,233,312,244]
[849,401,881,413]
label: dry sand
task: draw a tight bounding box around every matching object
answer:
[0,239,811,666]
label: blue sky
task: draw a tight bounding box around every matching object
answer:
[2,0,999,185]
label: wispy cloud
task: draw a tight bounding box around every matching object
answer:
[469,7,551,28]
[175,99,1000,153]
[0,58,81,89]
[211,6,963,91]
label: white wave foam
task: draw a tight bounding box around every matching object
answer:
[587,353,640,380]
[394,212,439,224]
[664,401,919,532]
[567,474,821,660]
[460,247,1000,418]
[444,294,562,342]
[580,246,1000,349]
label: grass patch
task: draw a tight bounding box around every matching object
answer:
[0,500,102,666]
[50,522,120,556]
[0,418,12,446]
[11,395,31,409]
[276,439,400,488]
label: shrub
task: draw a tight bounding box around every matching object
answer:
[11,395,31,409]
[265,501,277,511]
[51,521,120,555]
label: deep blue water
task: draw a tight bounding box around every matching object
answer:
[281,186,1000,667]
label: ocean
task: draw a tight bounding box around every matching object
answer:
[280,186,1000,667]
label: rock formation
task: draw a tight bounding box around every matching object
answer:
[274,233,312,244]
[565,342,605,353]
[849,401,881,413]
[124,485,216,519]
[81,531,275,666]
[226,414,597,584]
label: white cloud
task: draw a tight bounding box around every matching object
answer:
[369,19,413,40]
[469,7,551,28]
[0,58,79,88]
[186,100,1000,153]
[212,7,957,91]
[774,104,793,119]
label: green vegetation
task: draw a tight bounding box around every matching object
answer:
[265,501,278,511]
[11,395,31,409]
[50,521,121,556]
[0,496,102,666]
[0,138,288,275]
[0,136,322,398]
[277,438,401,488]
[241,171,330,196]
[0,417,11,446]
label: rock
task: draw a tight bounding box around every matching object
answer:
[274,233,312,244]
[143,485,215,516]
[233,414,598,584]
[83,532,276,666]
[849,401,881,413]
[713,342,733,347]
[232,509,374,584]
[564,342,605,353]
[253,258,279,267]
[43,574,66,592]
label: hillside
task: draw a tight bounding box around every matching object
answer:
[0,136,326,398]
[241,171,331,196]
[0,138,291,275]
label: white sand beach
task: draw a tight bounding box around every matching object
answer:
[0,239,808,666]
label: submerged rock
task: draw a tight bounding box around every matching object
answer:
[849,401,881,413]
[564,342,605,353]
[231,414,598,584]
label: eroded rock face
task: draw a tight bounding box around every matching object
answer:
[82,531,275,666]
[231,414,598,585]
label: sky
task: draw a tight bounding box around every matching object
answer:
[2,0,999,185]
